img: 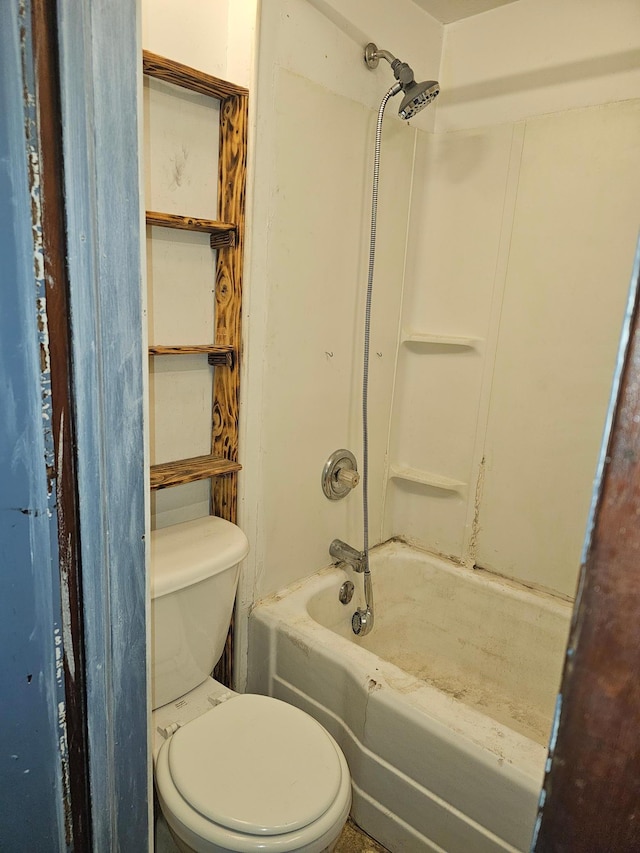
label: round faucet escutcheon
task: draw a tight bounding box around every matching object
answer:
[322,449,360,500]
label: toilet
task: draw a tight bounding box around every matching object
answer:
[151,516,352,853]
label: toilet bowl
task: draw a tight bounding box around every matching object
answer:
[153,681,351,853]
[151,518,352,853]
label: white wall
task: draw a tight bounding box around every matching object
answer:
[436,0,640,133]
[385,0,640,596]
[144,79,221,528]
[475,100,640,595]
[141,0,255,86]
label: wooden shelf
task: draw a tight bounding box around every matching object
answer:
[145,211,237,249]
[150,454,241,490]
[143,50,248,101]
[389,464,466,493]
[402,330,479,348]
[148,345,235,367]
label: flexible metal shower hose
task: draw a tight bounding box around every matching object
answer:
[361,83,402,614]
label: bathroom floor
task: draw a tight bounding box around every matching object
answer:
[155,813,389,852]
[334,818,390,852]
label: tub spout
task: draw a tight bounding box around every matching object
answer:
[329,539,365,573]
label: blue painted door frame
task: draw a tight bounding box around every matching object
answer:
[1,1,147,850]
[0,5,70,846]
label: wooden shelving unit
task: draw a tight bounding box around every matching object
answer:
[144,50,247,507]
[144,51,249,685]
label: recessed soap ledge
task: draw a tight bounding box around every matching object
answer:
[389,464,467,492]
[402,330,480,348]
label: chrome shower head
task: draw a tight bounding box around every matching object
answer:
[364,42,440,120]
[398,79,440,120]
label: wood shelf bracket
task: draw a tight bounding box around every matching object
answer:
[145,211,237,248]
[148,344,235,367]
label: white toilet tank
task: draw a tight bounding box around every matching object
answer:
[150,516,249,710]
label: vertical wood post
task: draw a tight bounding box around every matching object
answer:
[212,92,248,523]
[212,92,248,687]
[32,0,91,846]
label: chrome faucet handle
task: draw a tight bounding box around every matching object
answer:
[322,449,360,500]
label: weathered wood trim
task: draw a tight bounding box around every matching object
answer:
[150,454,242,490]
[1,2,70,846]
[533,241,640,852]
[32,1,91,847]
[56,1,148,848]
[143,50,248,100]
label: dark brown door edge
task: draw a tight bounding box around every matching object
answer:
[533,247,640,852]
[31,1,91,848]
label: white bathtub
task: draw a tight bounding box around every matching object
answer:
[247,540,572,853]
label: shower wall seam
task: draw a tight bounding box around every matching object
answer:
[379,125,420,544]
[460,119,527,566]
[434,21,448,135]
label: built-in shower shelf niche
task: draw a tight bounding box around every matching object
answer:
[149,344,235,367]
[389,463,467,493]
[402,330,480,348]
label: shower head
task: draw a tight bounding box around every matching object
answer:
[397,79,440,120]
[364,42,440,120]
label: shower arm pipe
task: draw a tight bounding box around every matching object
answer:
[364,45,414,86]
[373,47,397,65]
[353,82,400,638]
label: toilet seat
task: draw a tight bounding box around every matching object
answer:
[155,694,351,853]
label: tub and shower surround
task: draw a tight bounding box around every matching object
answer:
[242,0,640,619]
[248,540,571,853]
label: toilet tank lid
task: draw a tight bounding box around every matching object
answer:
[151,517,249,599]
